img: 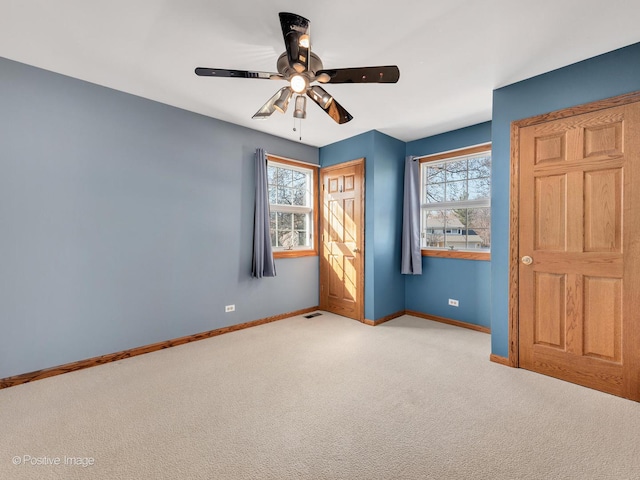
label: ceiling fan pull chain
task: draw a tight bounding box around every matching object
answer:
[292,116,302,142]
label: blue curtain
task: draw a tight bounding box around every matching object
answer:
[401,155,422,274]
[251,148,276,278]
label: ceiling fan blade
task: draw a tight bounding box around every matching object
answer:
[279,12,310,73]
[316,66,400,84]
[307,86,353,124]
[252,87,291,119]
[195,68,283,80]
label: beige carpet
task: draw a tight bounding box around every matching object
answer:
[1,313,639,479]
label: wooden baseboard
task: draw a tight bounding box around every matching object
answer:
[0,306,320,390]
[489,354,512,367]
[405,310,491,334]
[363,310,406,326]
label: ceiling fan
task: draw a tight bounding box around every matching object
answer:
[195,12,400,124]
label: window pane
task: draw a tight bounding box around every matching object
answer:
[425,164,445,183]
[468,156,491,179]
[280,231,298,249]
[292,170,307,189]
[445,160,467,182]
[268,185,277,204]
[273,167,286,187]
[468,177,490,200]
[295,213,309,247]
[423,210,446,248]
[283,168,294,187]
[293,213,307,230]
[291,188,307,206]
[425,182,445,203]
[298,231,308,246]
[443,209,462,250]
[276,186,291,205]
[445,180,467,202]
[468,207,491,249]
[277,212,292,230]
[451,208,471,229]
[470,228,489,249]
[268,165,277,185]
[445,209,463,229]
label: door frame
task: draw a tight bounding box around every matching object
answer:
[508,90,640,367]
[319,158,366,322]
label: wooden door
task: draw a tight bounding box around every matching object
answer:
[320,159,365,321]
[517,100,640,401]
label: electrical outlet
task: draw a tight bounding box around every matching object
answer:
[225,304,235,313]
[448,299,459,307]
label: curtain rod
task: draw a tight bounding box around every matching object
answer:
[266,153,320,168]
[414,142,491,161]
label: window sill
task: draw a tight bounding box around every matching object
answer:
[273,249,318,259]
[421,249,490,261]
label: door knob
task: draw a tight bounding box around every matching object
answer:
[353,248,361,253]
[521,255,533,265]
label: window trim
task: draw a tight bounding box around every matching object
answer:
[419,143,491,261]
[266,155,319,259]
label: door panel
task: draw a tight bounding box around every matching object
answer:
[584,169,622,252]
[583,276,622,362]
[320,160,364,321]
[518,101,640,401]
[583,120,623,157]
[534,133,566,164]
[534,174,567,250]
[533,272,566,349]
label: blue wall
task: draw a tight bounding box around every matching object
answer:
[372,133,406,319]
[319,131,405,321]
[405,123,492,327]
[0,57,319,379]
[405,122,492,158]
[490,42,640,357]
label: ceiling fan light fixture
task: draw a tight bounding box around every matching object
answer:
[274,88,292,113]
[316,72,331,83]
[309,86,333,108]
[299,34,310,49]
[290,74,308,94]
[320,92,332,108]
[293,95,307,119]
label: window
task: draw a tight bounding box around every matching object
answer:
[420,144,491,260]
[267,156,318,258]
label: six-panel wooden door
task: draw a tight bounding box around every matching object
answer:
[319,159,365,321]
[517,101,640,400]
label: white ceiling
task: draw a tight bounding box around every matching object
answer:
[2,0,639,147]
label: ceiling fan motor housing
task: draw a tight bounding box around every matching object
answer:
[277,52,323,82]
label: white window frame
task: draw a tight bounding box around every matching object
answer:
[266,155,318,258]
[419,143,491,260]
